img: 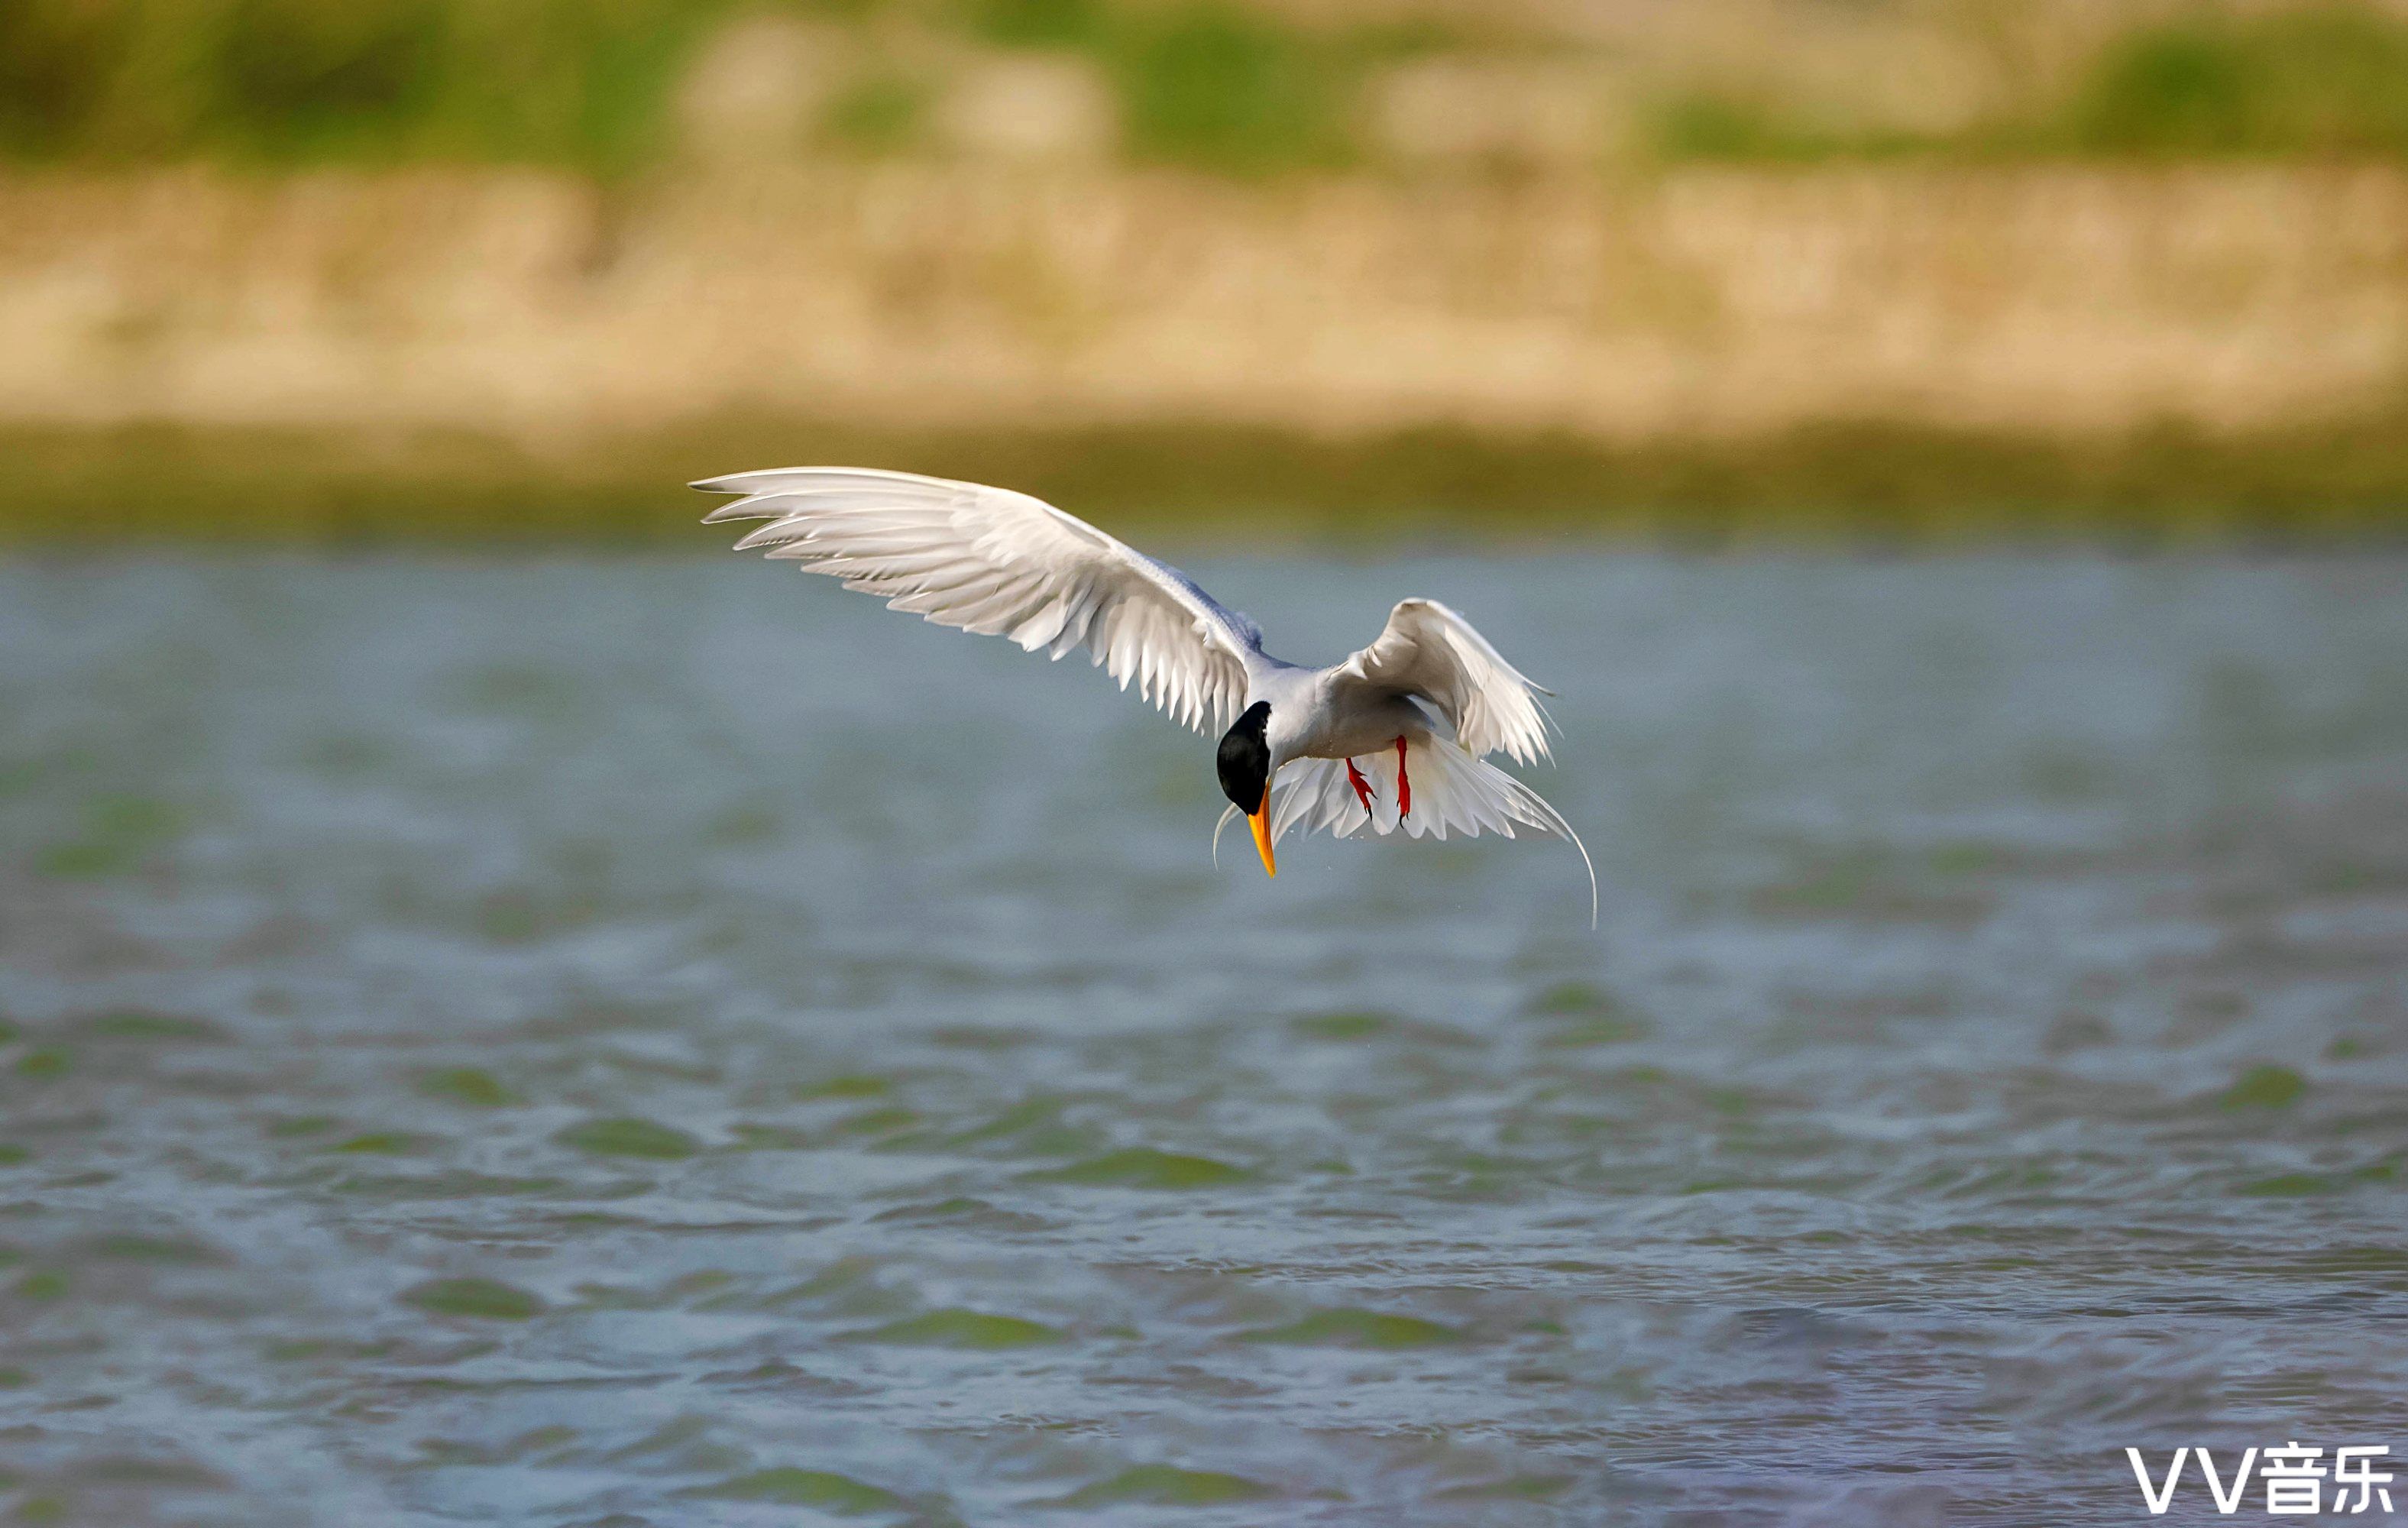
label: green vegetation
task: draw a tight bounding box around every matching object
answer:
[2068,7,2408,157]
[1649,93,1921,164]
[820,69,929,154]
[13,0,2408,174]
[1109,5,1346,172]
[2,411,2402,548]
[961,0,1101,50]
[1659,6,2408,163]
[969,0,1357,170]
[0,0,1361,173]
[0,0,727,171]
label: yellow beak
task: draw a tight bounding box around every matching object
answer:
[1248,785,1276,877]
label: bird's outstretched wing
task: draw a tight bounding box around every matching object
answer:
[1334,599,1553,765]
[697,468,1261,733]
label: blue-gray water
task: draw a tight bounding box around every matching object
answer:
[2,555,2404,1526]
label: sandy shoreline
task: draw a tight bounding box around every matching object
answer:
[6,163,2406,538]
[7,163,2403,440]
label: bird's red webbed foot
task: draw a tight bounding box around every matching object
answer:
[1395,736,1411,817]
[1345,759,1375,813]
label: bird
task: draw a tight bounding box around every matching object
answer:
[695,466,1595,924]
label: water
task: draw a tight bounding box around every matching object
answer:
[1,553,2404,1526]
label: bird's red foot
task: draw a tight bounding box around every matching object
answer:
[1395,736,1411,817]
[1345,759,1375,813]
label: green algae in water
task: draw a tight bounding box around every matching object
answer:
[261,1339,393,1363]
[693,1468,908,1512]
[929,1097,1102,1158]
[415,1067,521,1107]
[1290,1009,1399,1041]
[870,1196,994,1222]
[2221,1064,2306,1110]
[2236,1160,2396,1197]
[76,1458,226,1489]
[665,1271,741,1306]
[34,843,128,881]
[332,1170,568,1199]
[90,1235,222,1264]
[1523,979,1618,1016]
[1023,1147,1251,1190]
[727,1122,816,1151]
[795,1074,891,1101]
[1047,1465,1277,1507]
[0,1145,29,1167]
[1536,1015,1655,1047]
[702,802,784,848]
[327,1131,426,1154]
[554,1117,702,1159]
[1435,1473,1574,1500]
[833,1105,921,1138]
[2236,1171,2351,1196]
[402,1277,544,1320]
[1236,1308,1468,1348]
[847,1309,1066,1348]
[1524,981,1654,1044]
[35,795,187,878]
[87,1010,228,1043]
[13,1269,70,1302]
[15,1047,70,1080]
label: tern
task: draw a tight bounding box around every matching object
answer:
[697,467,1595,922]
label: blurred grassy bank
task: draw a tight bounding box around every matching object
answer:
[6,410,2403,548]
[10,2,2408,545]
[11,0,2408,174]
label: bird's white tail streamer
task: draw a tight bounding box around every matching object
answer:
[1211,802,1243,869]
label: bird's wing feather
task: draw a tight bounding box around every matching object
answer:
[1335,598,1552,764]
[697,468,1261,734]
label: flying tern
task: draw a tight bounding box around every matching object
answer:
[697,467,1595,922]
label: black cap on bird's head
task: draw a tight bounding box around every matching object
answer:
[1216,701,1277,877]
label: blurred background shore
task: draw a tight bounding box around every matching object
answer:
[7,0,2408,542]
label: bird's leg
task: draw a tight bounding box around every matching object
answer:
[1394,736,1411,817]
[1345,759,1375,813]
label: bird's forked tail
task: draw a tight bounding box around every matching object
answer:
[1213,733,1597,927]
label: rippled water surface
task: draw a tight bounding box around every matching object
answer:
[2,554,2405,1526]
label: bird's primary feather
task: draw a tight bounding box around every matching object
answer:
[696,467,1261,735]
